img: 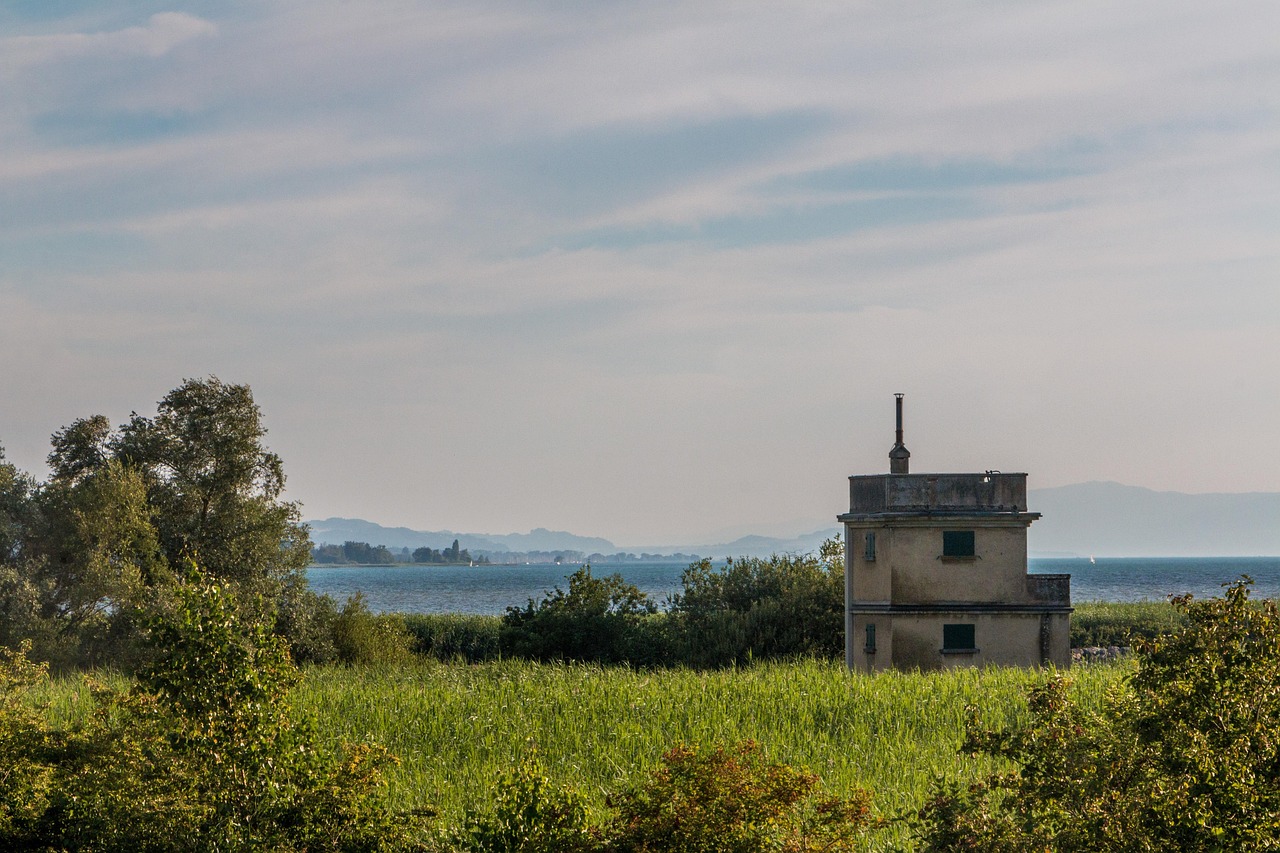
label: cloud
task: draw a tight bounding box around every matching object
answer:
[3,12,216,68]
[1,1,1278,540]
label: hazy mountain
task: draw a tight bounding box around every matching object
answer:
[306,518,613,555]
[308,483,1279,561]
[1028,482,1280,557]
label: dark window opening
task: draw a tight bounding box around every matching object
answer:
[943,623,977,652]
[942,530,975,557]
[865,623,876,653]
[864,532,876,562]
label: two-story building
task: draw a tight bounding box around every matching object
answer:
[840,395,1071,671]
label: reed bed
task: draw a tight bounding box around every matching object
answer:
[295,659,1129,846]
[31,660,1129,848]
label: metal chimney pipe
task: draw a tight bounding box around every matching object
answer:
[889,393,910,474]
[895,393,904,445]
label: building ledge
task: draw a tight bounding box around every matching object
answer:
[940,648,980,655]
[850,602,1073,614]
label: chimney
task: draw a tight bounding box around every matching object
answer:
[889,393,910,474]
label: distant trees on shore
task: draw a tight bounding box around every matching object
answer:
[311,538,488,566]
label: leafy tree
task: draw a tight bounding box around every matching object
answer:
[500,567,662,664]
[668,539,844,667]
[2,378,322,666]
[111,377,311,594]
[25,459,166,667]
[914,578,1280,851]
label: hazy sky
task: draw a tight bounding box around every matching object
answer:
[2,1,1277,546]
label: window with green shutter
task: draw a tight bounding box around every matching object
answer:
[942,530,975,558]
[942,623,976,652]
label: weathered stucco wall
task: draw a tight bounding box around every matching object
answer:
[848,611,1071,672]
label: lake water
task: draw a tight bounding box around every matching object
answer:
[306,556,1280,615]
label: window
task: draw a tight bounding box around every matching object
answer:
[942,530,975,558]
[942,623,977,652]
[864,623,876,653]
[864,532,876,562]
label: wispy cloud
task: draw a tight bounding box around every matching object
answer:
[0,0,1277,541]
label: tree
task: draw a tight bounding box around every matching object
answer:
[913,578,1280,851]
[1,379,318,667]
[25,459,166,666]
[500,567,661,664]
[111,377,311,593]
[668,539,844,667]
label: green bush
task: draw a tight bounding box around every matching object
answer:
[454,756,595,853]
[333,592,415,666]
[403,613,503,662]
[603,740,874,852]
[667,540,844,668]
[0,576,426,852]
[914,579,1280,851]
[500,567,663,665]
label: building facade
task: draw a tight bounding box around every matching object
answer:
[840,396,1071,671]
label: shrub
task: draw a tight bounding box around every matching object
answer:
[333,592,415,666]
[913,578,1280,851]
[0,642,54,840]
[403,613,503,662]
[0,576,426,852]
[603,740,874,852]
[454,756,595,853]
[500,567,661,665]
[667,539,844,668]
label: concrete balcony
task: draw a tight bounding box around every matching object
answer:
[1026,573,1071,606]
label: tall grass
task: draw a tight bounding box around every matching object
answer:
[294,659,1128,848]
[1071,600,1187,647]
[29,657,1132,848]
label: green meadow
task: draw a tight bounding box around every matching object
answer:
[314,660,1125,846]
[30,604,1148,849]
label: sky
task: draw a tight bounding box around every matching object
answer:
[1,1,1277,547]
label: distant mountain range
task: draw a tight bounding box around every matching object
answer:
[1027,481,1280,557]
[307,481,1279,560]
[305,517,837,559]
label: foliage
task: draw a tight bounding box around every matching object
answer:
[314,540,403,565]
[1069,600,1188,648]
[454,755,595,853]
[0,641,55,839]
[110,377,312,594]
[913,578,1280,851]
[667,539,845,667]
[333,592,415,666]
[500,567,663,665]
[0,576,424,852]
[403,613,502,662]
[0,378,320,670]
[604,740,875,853]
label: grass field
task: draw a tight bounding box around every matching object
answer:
[31,613,1146,849]
[292,658,1129,847]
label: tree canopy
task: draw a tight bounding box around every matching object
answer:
[0,377,317,668]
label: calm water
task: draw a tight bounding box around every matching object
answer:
[306,556,1280,615]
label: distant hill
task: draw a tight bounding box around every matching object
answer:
[1028,482,1280,557]
[306,518,614,555]
[308,483,1279,561]
[306,517,837,560]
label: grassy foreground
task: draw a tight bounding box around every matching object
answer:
[32,656,1135,848]
[293,659,1127,846]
